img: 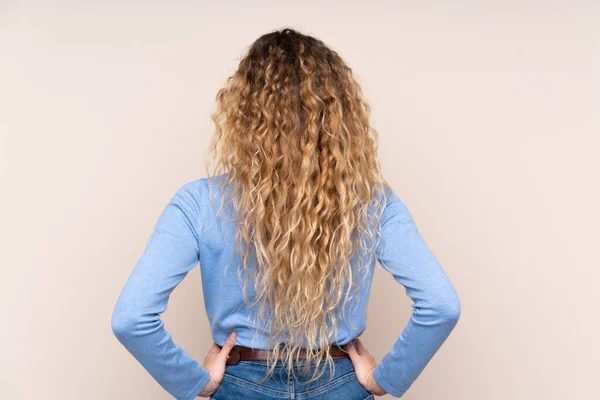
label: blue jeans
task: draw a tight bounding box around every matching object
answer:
[209,357,375,400]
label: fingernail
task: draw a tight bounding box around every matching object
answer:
[229,332,237,340]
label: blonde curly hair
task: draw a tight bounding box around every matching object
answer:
[203,27,391,386]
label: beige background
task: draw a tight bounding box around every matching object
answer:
[1,1,598,399]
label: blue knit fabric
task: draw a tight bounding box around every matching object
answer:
[111,173,461,399]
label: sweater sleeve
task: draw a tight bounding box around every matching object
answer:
[111,182,211,400]
[371,188,461,398]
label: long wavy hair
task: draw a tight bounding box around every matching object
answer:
[203,27,391,385]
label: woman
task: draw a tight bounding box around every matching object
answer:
[111,27,461,400]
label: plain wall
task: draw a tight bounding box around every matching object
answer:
[1,1,598,399]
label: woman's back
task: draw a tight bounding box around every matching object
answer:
[195,173,373,350]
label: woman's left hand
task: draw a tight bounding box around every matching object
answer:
[197,332,238,398]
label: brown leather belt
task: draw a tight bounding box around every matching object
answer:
[221,344,350,365]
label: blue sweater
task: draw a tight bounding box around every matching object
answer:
[111,174,461,399]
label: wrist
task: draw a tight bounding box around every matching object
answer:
[367,368,387,396]
[197,371,219,398]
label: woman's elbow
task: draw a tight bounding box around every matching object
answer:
[438,292,461,326]
[111,305,136,342]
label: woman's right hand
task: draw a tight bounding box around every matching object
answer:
[344,337,388,397]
